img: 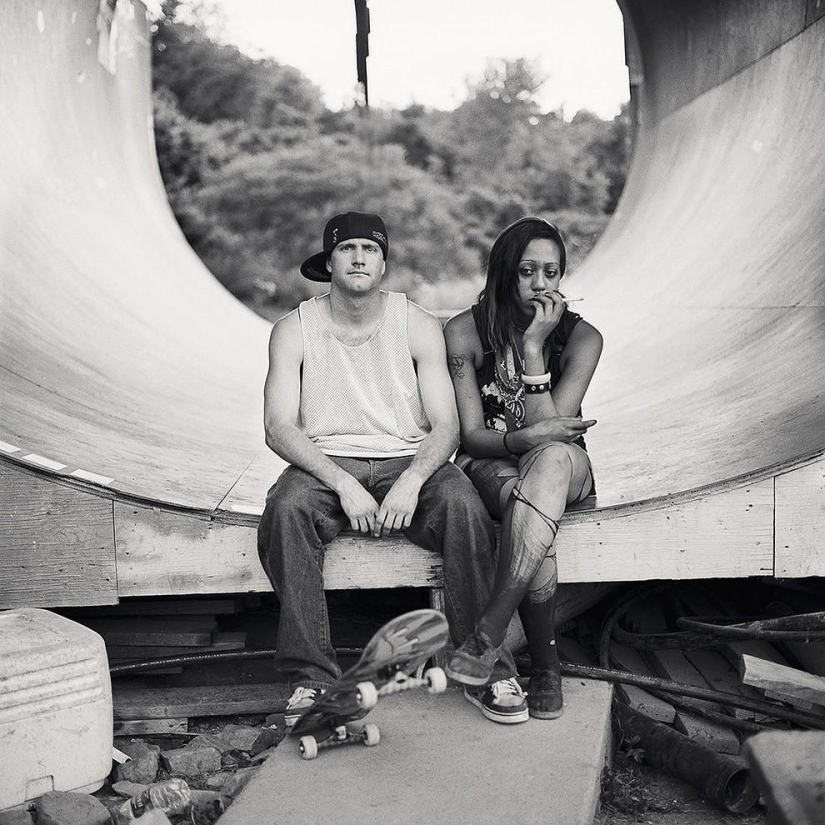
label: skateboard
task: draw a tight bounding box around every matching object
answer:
[290,608,449,760]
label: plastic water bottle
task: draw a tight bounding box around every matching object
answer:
[114,778,191,822]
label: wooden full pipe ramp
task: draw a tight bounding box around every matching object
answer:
[1,0,824,608]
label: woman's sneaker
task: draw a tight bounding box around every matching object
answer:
[284,686,326,728]
[446,629,506,686]
[463,678,528,724]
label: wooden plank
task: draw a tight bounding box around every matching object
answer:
[683,649,767,721]
[114,503,269,596]
[761,600,825,678]
[106,632,247,659]
[65,598,243,616]
[646,648,740,753]
[113,684,292,719]
[746,731,825,825]
[556,480,775,582]
[762,689,825,715]
[114,718,189,736]
[81,617,216,646]
[609,644,677,724]
[115,502,442,596]
[776,458,825,576]
[0,463,117,608]
[720,640,791,670]
[323,534,443,589]
[740,654,825,707]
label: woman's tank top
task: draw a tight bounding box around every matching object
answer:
[467,302,588,451]
[298,291,430,458]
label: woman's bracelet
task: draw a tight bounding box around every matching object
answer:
[525,381,551,394]
[503,431,515,454]
[521,369,552,386]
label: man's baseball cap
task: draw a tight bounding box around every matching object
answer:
[300,212,389,282]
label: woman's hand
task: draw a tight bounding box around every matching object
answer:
[523,290,567,350]
[517,416,596,449]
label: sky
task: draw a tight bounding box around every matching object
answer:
[148,0,630,119]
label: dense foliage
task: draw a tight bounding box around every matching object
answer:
[151,1,631,318]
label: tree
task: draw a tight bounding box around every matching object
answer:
[152,2,324,130]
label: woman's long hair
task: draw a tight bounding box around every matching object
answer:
[477,217,568,357]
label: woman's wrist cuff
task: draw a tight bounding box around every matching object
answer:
[521,370,553,386]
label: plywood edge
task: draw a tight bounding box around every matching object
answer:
[557,477,775,582]
[114,501,443,597]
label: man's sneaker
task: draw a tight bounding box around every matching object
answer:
[284,686,325,728]
[446,629,506,686]
[463,678,528,724]
[526,669,563,719]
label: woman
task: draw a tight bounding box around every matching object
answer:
[443,216,602,719]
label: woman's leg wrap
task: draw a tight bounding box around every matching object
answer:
[477,480,560,645]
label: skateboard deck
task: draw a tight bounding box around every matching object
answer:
[290,608,449,759]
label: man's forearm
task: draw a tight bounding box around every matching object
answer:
[266,423,353,493]
[400,423,459,487]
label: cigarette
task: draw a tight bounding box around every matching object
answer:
[563,296,584,302]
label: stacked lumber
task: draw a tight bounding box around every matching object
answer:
[62,595,280,734]
[64,596,250,673]
[594,580,825,757]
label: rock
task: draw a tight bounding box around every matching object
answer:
[162,745,222,778]
[221,724,261,752]
[250,725,284,756]
[205,771,232,790]
[221,766,260,799]
[115,739,161,784]
[220,751,242,769]
[35,791,111,825]
[0,810,34,825]
[263,713,283,728]
[184,732,233,755]
[112,780,149,798]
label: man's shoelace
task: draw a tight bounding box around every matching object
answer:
[491,678,525,699]
[287,686,318,708]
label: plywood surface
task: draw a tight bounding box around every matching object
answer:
[0,465,117,607]
[1,2,823,585]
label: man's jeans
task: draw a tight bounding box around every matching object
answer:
[257,455,518,689]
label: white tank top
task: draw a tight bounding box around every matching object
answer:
[298,291,430,457]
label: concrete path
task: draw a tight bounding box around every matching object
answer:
[220,679,612,825]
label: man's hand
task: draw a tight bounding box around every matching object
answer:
[374,472,422,537]
[336,477,380,534]
[520,417,596,448]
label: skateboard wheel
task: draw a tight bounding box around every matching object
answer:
[363,723,380,746]
[299,736,318,760]
[425,667,447,694]
[356,681,379,710]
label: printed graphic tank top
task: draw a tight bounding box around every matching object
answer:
[463,302,588,450]
[298,291,430,457]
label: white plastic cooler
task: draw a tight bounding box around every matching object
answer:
[0,608,112,810]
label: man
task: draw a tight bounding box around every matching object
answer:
[257,211,528,725]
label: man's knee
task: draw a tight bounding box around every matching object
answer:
[259,468,333,560]
[426,464,491,523]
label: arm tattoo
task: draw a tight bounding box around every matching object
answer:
[448,354,467,380]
